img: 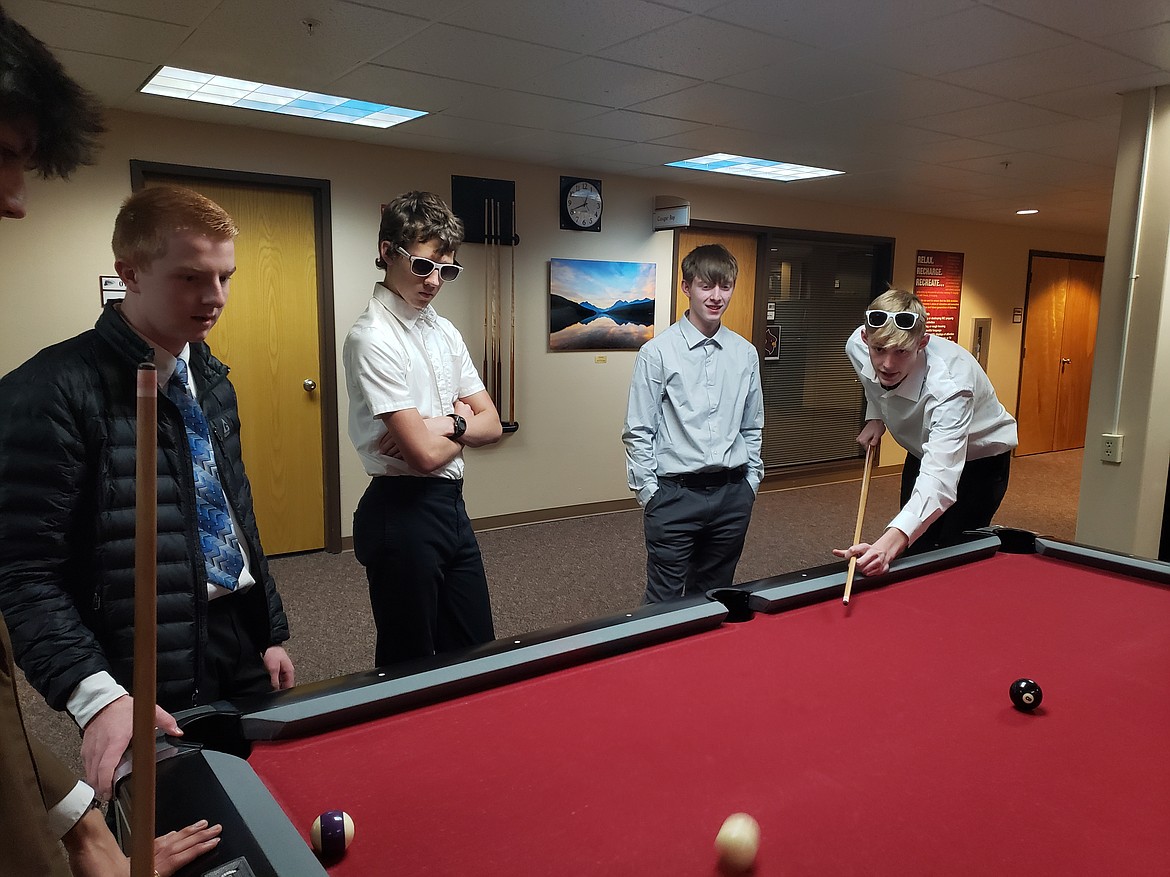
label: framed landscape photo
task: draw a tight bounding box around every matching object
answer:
[548,258,655,351]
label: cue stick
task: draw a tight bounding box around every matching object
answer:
[508,200,517,424]
[493,199,503,404]
[483,200,490,388]
[842,443,875,605]
[131,362,158,877]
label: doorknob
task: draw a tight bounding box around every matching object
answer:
[303,379,317,392]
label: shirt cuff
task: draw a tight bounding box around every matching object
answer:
[47,780,94,839]
[888,509,926,546]
[67,672,128,730]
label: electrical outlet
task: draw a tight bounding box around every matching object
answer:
[1101,433,1124,463]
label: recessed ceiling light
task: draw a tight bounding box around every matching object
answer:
[667,152,844,182]
[139,66,426,129]
[1016,209,1039,215]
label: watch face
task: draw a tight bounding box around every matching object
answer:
[566,180,602,228]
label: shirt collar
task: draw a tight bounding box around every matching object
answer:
[372,282,438,328]
[861,341,928,401]
[678,312,726,349]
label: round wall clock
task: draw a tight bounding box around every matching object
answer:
[560,176,602,231]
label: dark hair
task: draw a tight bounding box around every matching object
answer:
[375,191,464,269]
[0,5,105,178]
[681,244,738,287]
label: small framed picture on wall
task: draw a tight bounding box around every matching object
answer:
[99,275,126,306]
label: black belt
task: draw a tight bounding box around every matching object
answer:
[660,466,747,489]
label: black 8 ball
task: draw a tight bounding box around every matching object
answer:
[1010,678,1043,711]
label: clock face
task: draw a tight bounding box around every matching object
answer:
[565,179,602,230]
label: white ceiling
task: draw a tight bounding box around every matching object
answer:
[10,0,1170,234]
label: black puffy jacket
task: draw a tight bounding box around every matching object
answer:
[0,305,290,712]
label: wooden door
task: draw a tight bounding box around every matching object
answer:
[1016,254,1102,456]
[675,229,758,341]
[146,177,325,554]
[1053,259,1102,449]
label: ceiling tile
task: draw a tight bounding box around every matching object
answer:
[450,0,685,52]
[598,17,809,80]
[368,23,575,90]
[171,1,428,89]
[909,100,1073,138]
[522,57,700,109]
[845,5,1071,77]
[941,42,1159,100]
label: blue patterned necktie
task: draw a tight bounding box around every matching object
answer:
[165,358,244,591]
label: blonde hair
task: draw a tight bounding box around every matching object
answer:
[112,185,238,266]
[865,288,927,348]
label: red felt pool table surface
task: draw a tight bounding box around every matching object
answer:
[246,551,1170,876]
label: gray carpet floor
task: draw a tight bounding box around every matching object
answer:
[17,449,1083,780]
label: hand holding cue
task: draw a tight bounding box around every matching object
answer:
[131,363,158,877]
[843,443,875,605]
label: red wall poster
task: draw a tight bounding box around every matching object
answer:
[914,250,963,341]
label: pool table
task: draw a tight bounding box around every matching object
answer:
[115,529,1170,876]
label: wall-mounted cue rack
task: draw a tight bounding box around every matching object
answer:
[451,175,520,434]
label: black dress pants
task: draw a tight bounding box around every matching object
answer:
[353,475,495,666]
[202,592,274,703]
[900,450,1012,555]
[642,475,755,603]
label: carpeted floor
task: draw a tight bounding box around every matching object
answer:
[17,449,1084,780]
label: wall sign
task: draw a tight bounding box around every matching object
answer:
[914,250,964,341]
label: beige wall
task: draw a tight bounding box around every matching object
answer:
[0,109,1105,536]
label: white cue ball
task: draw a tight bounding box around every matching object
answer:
[715,812,760,871]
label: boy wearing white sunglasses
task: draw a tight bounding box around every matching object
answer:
[343,191,502,666]
[834,288,1017,576]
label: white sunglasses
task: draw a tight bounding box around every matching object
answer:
[396,246,463,282]
[865,310,921,330]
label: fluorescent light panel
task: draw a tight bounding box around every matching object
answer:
[667,152,843,182]
[140,66,426,129]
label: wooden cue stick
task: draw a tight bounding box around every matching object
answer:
[483,200,490,388]
[493,199,502,403]
[842,443,876,605]
[508,200,516,423]
[130,362,158,877]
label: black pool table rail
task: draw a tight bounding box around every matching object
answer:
[190,597,728,745]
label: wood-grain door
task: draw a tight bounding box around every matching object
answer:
[675,229,758,341]
[145,176,325,554]
[1016,254,1103,456]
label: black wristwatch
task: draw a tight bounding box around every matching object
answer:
[448,413,467,440]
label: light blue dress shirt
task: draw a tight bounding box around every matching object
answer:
[623,315,764,507]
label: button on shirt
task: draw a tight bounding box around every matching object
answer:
[344,283,485,480]
[624,316,764,507]
[845,326,1018,544]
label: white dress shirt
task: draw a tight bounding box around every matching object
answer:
[624,315,764,507]
[845,326,1018,544]
[344,283,485,480]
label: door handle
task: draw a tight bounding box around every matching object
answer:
[1060,358,1071,364]
[303,379,317,392]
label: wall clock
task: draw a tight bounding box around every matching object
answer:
[560,176,602,232]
